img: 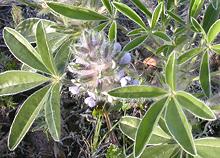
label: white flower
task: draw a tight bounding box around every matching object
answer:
[88,91,96,99]
[120,77,128,87]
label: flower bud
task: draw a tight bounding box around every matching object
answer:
[119,53,131,65]
[113,42,122,53]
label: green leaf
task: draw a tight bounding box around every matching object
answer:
[123,35,148,52]
[16,18,66,53]
[203,0,220,33]
[47,2,108,21]
[191,17,205,33]
[130,0,152,18]
[139,144,178,158]
[36,21,56,75]
[127,28,144,36]
[119,116,171,143]
[211,44,220,54]
[207,19,220,43]
[45,82,61,141]
[177,47,203,64]
[101,0,113,14]
[0,71,50,96]
[151,2,163,29]
[195,137,220,158]
[165,97,196,156]
[167,10,185,25]
[200,52,211,97]
[189,0,204,18]
[155,44,175,55]
[108,85,167,98]
[16,18,56,43]
[113,2,147,30]
[134,97,168,157]
[95,21,109,32]
[165,52,176,90]
[158,117,171,136]
[167,0,175,10]
[108,21,117,42]
[176,91,216,120]
[54,39,72,75]
[8,85,50,150]
[153,31,172,42]
[3,27,49,73]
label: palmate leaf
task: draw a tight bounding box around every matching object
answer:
[108,85,167,98]
[0,71,50,96]
[128,144,178,158]
[178,47,203,64]
[207,19,220,43]
[54,39,72,75]
[16,18,56,43]
[113,2,147,30]
[134,97,169,157]
[95,21,109,32]
[127,28,144,36]
[122,35,148,52]
[108,21,117,42]
[8,85,51,150]
[165,52,176,90]
[130,0,152,18]
[189,0,204,18]
[101,0,113,15]
[47,2,108,21]
[140,144,178,158]
[3,27,50,73]
[176,91,216,120]
[211,44,220,54]
[191,17,205,34]
[36,21,57,75]
[151,2,163,29]
[203,0,220,33]
[153,31,172,42]
[45,82,61,141]
[119,116,171,144]
[165,97,196,156]
[167,11,185,25]
[200,52,211,97]
[167,0,175,10]
[194,137,220,158]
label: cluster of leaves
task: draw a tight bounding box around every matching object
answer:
[0,0,220,157]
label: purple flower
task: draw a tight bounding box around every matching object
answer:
[69,86,80,95]
[131,79,139,85]
[113,42,122,52]
[119,53,131,65]
[116,69,125,81]
[85,97,96,108]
